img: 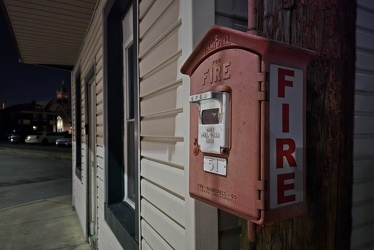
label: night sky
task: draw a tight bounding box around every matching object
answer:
[0,10,71,107]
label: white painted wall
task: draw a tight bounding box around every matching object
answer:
[71,0,220,249]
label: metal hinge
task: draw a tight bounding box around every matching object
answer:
[256,180,266,191]
[256,180,266,210]
[257,71,268,210]
[257,72,268,101]
[256,200,266,210]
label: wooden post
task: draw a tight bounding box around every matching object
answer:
[255,1,355,249]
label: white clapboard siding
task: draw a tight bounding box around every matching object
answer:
[72,71,88,239]
[141,110,183,136]
[141,180,185,226]
[139,28,181,79]
[97,145,105,211]
[139,57,180,97]
[352,179,374,204]
[81,0,106,247]
[354,136,374,159]
[71,0,119,247]
[140,86,180,115]
[353,159,374,183]
[141,220,174,250]
[74,142,88,238]
[139,0,180,58]
[95,35,104,219]
[141,140,185,166]
[98,216,124,250]
[139,0,187,248]
[141,199,185,248]
[139,0,175,40]
[352,1,374,249]
[351,224,374,250]
[141,158,185,199]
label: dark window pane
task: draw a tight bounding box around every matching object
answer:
[127,43,135,119]
[127,121,136,203]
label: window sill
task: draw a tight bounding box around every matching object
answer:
[75,167,81,180]
[105,202,137,249]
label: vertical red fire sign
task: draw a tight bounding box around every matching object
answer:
[269,64,304,209]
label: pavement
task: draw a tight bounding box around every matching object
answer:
[0,142,91,250]
[0,195,91,250]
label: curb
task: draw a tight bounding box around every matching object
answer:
[0,147,71,160]
[0,195,73,212]
[0,199,45,211]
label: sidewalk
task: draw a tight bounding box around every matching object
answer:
[0,195,91,250]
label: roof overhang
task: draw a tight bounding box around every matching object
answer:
[1,0,97,70]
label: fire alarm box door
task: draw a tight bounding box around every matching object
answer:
[190,92,230,176]
[189,49,264,221]
[189,91,230,155]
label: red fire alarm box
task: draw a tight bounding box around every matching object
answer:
[181,25,316,224]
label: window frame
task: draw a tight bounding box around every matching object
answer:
[103,0,139,248]
[122,7,136,209]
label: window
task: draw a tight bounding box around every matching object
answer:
[104,1,139,248]
[123,6,137,209]
[57,116,63,132]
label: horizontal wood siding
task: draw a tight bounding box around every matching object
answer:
[141,158,185,199]
[352,1,374,249]
[71,0,125,248]
[141,199,185,247]
[97,215,124,250]
[141,220,173,250]
[74,142,88,238]
[141,180,185,225]
[139,0,186,248]
[71,61,88,238]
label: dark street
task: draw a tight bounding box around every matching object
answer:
[0,140,71,209]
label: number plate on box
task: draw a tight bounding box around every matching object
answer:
[203,156,227,176]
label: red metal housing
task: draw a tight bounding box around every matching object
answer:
[181,25,316,224]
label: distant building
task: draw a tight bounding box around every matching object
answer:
[56,81,70,120]
[0,100,54,138]
[0,82,71,138]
